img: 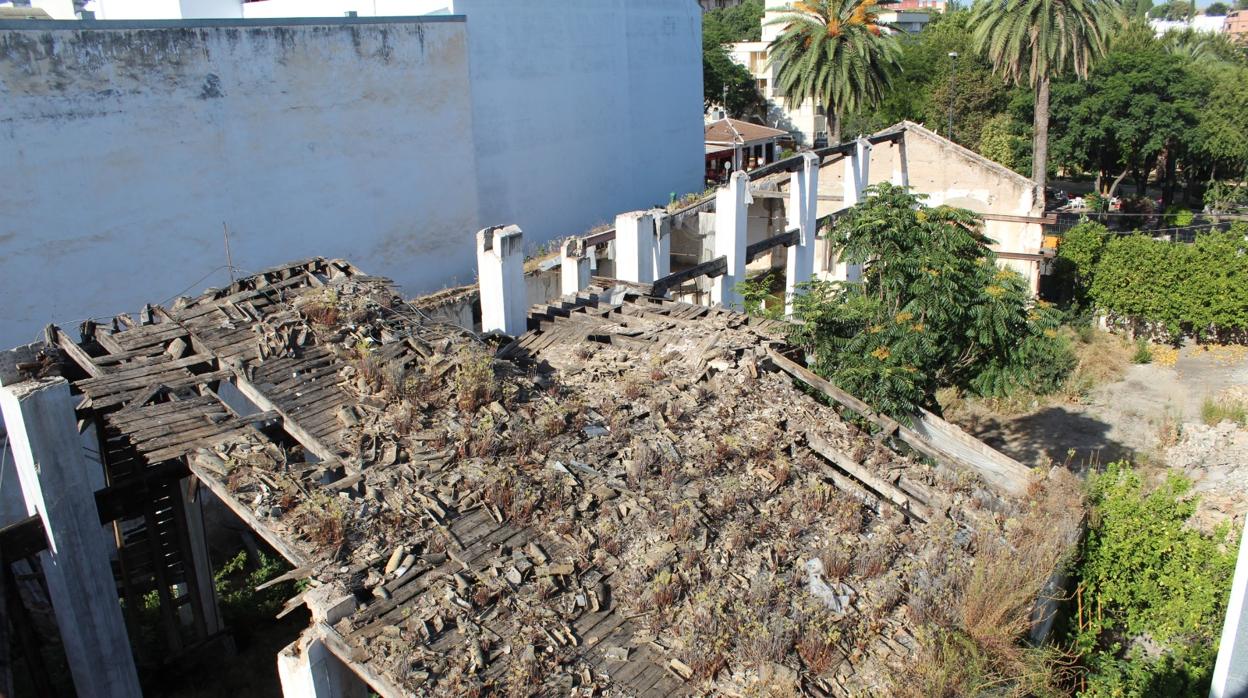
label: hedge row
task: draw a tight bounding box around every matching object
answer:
[1070,224,1248,340]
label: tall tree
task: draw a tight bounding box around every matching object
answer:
[766,0,902,143]
[970,0,1121,188]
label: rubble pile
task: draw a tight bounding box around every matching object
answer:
[197,270,1036,696]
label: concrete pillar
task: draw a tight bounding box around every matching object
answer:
[560,239,592,296]
[651,210,672,280]
[475,224,527,336]
[1211,519,1248,698]
[278,631,368,698]
[840,137,872,283]
[711,171,752,308]
[785,152,820,316]
[891,135,910,188]
[615,211,657,284]
[0,365,141,698]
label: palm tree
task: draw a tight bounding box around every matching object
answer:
[971,0,1121,188]
[767,0,902,145]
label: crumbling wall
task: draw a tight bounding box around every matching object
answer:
[0,17,480,349]
[812,124,1045,286]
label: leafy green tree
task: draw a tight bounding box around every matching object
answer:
[703,0,765,44]
[766,0,903,143]
[1050,37,1206,197]
[702,1,767,118]
[1053,221,1109,308]
[1206,1,1230,15]
[970,0,1121,188]
[976,113,1026,169]
[789,183,1073,418]
[1066,462,1235,697]
[1192,63,1248,183]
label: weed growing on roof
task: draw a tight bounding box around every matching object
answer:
[453,347,497,413]
[296,491,346,550]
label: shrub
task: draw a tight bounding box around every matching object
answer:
[1064,462,1236,696]
[1054,221,1109,309]
[1089,231,1248,341]
[790,183,1075,419]
[1131,338,1153,364]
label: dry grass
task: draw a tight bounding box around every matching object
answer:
[959,471,1081,663]
[296,492,346,550]
[453,347,497,413]
[1202,394,1248,427]
[1059,326,1133,401]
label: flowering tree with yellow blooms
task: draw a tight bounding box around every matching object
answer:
[767,0,902,144]
[790,183,1073,418]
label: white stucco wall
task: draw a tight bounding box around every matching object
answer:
[0,18,481,349]
[447,0,704,245]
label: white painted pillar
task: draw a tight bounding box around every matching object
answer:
[651,210,672,280]
[475,224,527,336]
[786,152,820,316]
[560,239,592,296]
[278,631,368,698]
[840,137,873,283]
[615,211,656,283]
[0,365,141,698]
[711,171,752,308]
[1211,518,1248,698]
[891,135,910,188]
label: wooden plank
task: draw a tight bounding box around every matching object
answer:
[317,625,408,698]
[805,431,930,522]
[90,369,233,409]
[228,368,342,465]
[47,325,105,378]
[0,515,47,563]
[187,460,310,567]
[745,228,799,264]
[767,348,895,432]
[650,256,728,298]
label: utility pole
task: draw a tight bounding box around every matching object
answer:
[947,52,959,142]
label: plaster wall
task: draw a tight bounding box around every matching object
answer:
[447,0,705,243]
[0,18,480,350]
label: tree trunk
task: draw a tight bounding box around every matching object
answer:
[1032,75,1051,189]
[1107,168,1130,200]
[830,110,842,145]
[1163,149,1177,208]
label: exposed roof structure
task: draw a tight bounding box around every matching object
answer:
[705,118,790,146]
[44,258,1060,696]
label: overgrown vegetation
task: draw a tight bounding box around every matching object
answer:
[790,183,1074,419]
[1056,221,1248,341]
[895,471,1084,697]
[1202,395,1248,427]
[1061,462,1235,696]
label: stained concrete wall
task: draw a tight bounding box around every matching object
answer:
[809,123,1045,287]
[0,17,480,349]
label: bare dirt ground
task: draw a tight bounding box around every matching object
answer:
[951,343,1248,473]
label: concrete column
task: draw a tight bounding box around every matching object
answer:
[891,135,909,188]
[560,239,592,296]
[614,211,657,283]
[711,171,752,308]
[278,631,368,698]
[651,210,672,280]
[1211,519,1248,698]
[785,152,820,316]
[475,224,527,336]
[0,366,141,698]
[840,137,872,283]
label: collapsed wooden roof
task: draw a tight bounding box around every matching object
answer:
[46,258,1042,697]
